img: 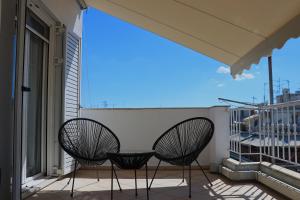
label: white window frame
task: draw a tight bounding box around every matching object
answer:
[21,28,49,184]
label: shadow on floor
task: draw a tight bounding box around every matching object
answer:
[26,169,288,200]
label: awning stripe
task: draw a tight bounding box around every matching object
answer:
[174,0,267,39]
[85,0,300,76]
[231,14,300,76]
[108,0,241,58]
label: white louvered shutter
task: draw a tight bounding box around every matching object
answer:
[62,32,81,174]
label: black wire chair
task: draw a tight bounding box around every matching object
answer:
[149,117,214,198]
[58,118,122,197]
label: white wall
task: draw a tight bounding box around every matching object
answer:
[81,106,230,171]
[208,106,230,171]
[41,0,83,37]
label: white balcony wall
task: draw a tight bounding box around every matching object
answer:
[209,106,230,171]
[81,106,230,172]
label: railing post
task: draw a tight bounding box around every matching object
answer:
[248,109,251,154]
[287,106,291,163]
[262,109,266,158]
[293,106,298,164]
[276,108,280,158]
[265,109,271,156]
[234,110,237,155]
[271,108,275,163]
[259,108,262,163]
[281,107,285,161]
[238,109,242,162]
[229,101,300,168]
[230,109,233,153]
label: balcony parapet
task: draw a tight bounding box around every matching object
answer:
[221,158,300,200]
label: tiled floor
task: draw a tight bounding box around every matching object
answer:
[27,169,288,200]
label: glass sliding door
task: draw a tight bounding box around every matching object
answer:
[25,32,44,177]
[22,10,49,183]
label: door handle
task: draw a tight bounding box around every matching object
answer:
[22,86,31,92]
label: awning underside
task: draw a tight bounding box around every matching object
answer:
[85,0,300,76]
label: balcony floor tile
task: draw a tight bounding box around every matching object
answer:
[26,169,288,200]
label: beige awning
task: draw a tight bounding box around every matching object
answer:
[85,0,300,76]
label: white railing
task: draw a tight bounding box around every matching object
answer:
[230,100,300,171]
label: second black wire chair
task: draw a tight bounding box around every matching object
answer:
[149,117,214,198]
[58,118,122,197]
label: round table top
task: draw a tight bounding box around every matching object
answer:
[107,150,154,169]
[108,149,154,156]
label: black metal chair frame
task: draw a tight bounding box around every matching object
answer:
[58,118,122,197]
[148,117,214,198]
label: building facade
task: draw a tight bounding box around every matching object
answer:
[276,88,300,103]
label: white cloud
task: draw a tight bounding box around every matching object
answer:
[217,83,224,87]
[216,65,255,81]
[216,66,230,74]
[234,73,255,81]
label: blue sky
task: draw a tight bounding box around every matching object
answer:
[81,8,300,108]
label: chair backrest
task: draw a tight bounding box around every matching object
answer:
[152,117,214,162]
[58,118,120,163]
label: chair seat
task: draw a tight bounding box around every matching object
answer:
[154,150,200,166]
[77,158,106,166]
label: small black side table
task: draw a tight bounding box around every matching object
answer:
[107,150,154,200]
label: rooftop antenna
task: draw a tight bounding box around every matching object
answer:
[282,80,290,90]
[252,96,257,104]
[102,101,108,108]
[277,78,281,95]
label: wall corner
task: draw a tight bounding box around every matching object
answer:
[208,106,230,172]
